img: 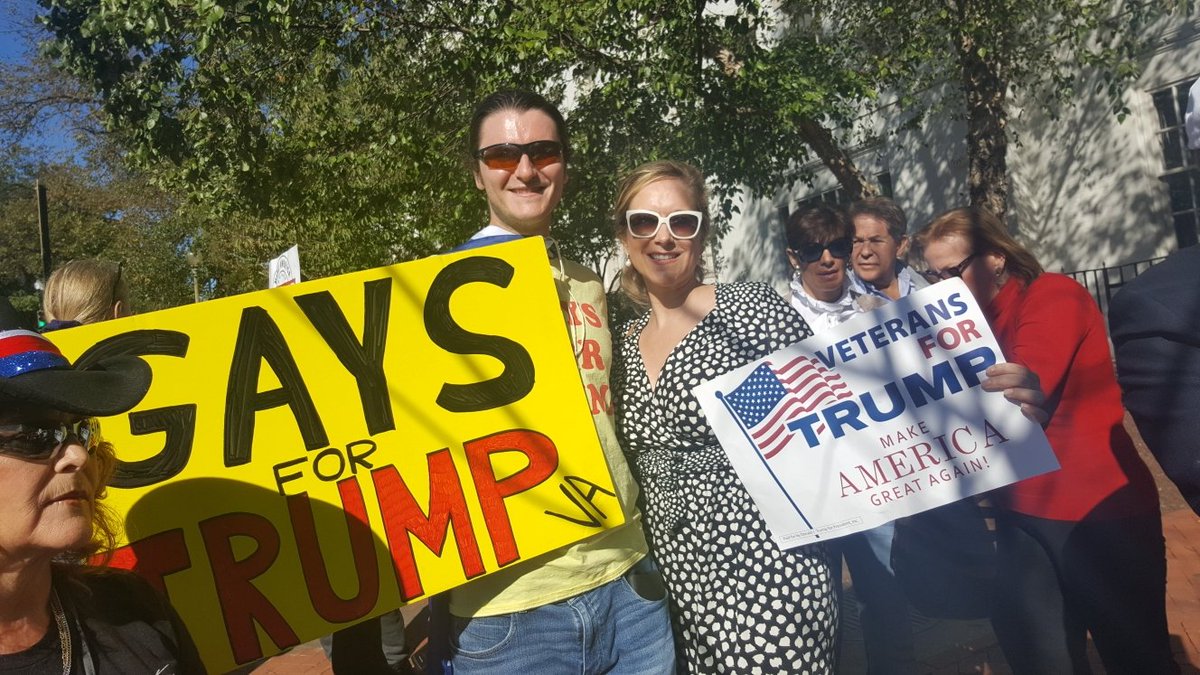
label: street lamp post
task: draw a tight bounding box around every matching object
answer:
[185,251,202,303]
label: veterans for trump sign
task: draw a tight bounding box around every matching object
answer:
[47,238,623,673]
[694,278,1058,548]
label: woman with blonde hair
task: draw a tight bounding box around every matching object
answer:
[42,259,129,330]
[610,159,838,671]
[610,168,1048,672]
[917,207,1176,674]
[0,300,203,673]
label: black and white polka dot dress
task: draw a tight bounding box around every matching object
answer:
[613,282,839,674]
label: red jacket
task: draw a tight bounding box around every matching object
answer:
[985,273,1159,520]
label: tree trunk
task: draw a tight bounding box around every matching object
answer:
[957,34,1009,220]
[795,115,879,201]
[712,45,877,204]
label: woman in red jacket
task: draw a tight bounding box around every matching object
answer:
[916,207,1177,675]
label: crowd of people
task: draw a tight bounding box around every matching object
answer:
[0,86,1190,675]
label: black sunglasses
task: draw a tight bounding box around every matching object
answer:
[476,141,564,171]
[0,418,101,461]
[791,237,853,263]
[923,253,977,282]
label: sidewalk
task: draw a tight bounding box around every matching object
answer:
[253,415,1200,674]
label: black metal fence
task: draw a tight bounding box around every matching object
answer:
[1063,256,1167,314]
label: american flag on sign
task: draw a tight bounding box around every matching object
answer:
[720,356,853,459]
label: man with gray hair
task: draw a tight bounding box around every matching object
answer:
[838,195,926,674]
[847,196,927,300]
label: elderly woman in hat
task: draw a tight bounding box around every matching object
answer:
[0,309,203,674]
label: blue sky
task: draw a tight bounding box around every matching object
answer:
[0,0,37,61]
[2,0,82,159]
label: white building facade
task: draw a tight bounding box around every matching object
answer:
[717,14,1200,300]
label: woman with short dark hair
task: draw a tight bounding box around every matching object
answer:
[785,203,917,674]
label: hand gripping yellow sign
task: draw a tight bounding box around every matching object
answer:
[47,238,626,673]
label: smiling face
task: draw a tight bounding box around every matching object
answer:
[0,408,98,565]
[472,108,567,236]
[921,234,1005,306]
[621,178,705,301]
[852,214,907,292]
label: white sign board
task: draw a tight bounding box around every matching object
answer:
[269,245,301,288]
[694,279,1058,548]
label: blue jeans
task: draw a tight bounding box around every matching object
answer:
[449,558,674,674]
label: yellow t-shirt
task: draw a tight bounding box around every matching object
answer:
[448,255,647,617]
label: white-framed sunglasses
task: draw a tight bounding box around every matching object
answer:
[625,210,704,240]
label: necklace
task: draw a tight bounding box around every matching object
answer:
[49,588,71,675]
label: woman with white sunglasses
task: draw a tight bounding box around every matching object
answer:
[609,161,1051,673]
[609,160,839,673]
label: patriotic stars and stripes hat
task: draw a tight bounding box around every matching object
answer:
[0,299,150,416]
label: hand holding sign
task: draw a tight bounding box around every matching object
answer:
[979,361,1048,425]
[48,238,623,673]
[695,278,1058,547]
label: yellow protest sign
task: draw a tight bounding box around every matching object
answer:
[47,238,624,673]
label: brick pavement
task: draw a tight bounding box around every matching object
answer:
[1165,503,1200,672]
[252,417,1200,675]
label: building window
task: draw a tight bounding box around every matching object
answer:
[1152,76,1199,248]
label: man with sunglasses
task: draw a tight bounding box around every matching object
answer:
[415,90,672,675]
[784,204,917,675]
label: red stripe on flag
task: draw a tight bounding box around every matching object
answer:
[775,355,808,372]
[780,363,846,391]
[761,434,792,459]
[795,382,837,409]
[800,389,838,410]
[0,335,63,360]
[753,398,806,437]
[754,417,792,446]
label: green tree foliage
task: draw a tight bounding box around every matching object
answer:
[33,0,1181,292]
[0,25,204,315]
[0,149,199,317]
[37,0,884,284]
